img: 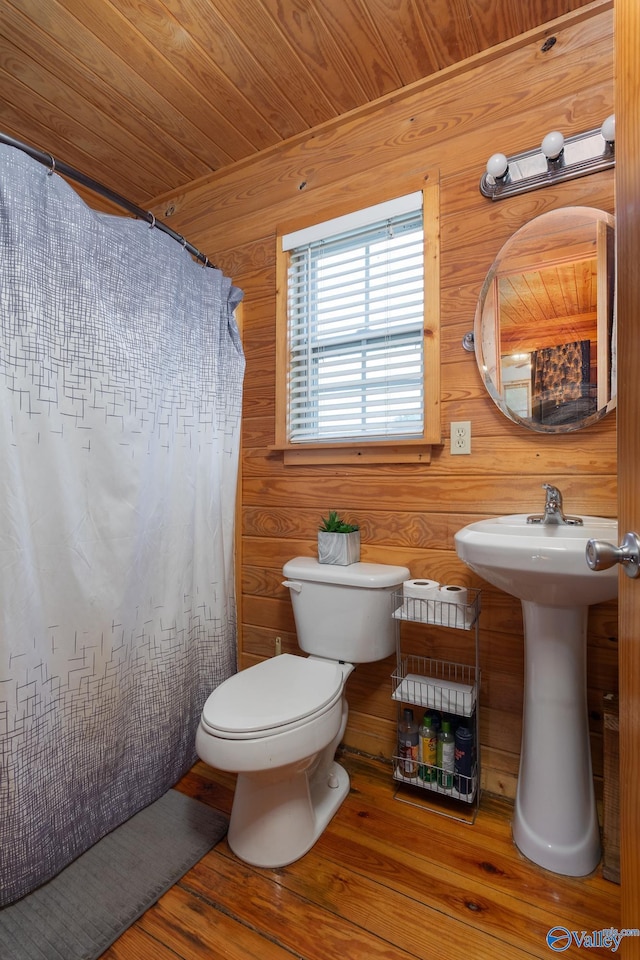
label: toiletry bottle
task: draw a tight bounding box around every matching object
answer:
[430,710,441,737]
[454,724,474,795]
[419,712,438,782]
[437,719,455,789]
[398,707,419,778]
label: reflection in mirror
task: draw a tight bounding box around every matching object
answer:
[474,207,616,433]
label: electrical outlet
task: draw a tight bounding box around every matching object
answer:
[450,420,471,455]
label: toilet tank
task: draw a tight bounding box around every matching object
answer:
[282,557,410,663]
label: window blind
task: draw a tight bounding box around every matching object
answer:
[286,202,424,443]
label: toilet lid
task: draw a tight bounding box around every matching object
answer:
[201,654,344,736]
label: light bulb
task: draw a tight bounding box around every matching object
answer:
[601,114,615,144]
[486,153,509,179]
[541,130,565,160]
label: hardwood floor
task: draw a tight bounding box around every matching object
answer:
[101,751,620,960]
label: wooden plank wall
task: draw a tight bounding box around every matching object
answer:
[150,2,616,802]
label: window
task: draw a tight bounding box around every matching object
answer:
[275,183,440,464]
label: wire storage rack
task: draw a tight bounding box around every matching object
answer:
[391,587,481,822]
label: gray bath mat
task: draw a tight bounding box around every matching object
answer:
[0,788,228,960]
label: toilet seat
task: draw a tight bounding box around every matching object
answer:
[200,654,345,740]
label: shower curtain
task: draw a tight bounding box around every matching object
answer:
[0,146,244,906]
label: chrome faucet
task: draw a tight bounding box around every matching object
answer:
[526,483,584,526]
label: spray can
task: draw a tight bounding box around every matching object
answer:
[437,719,455,789]
[454,725,474,795]
[397,708,419,778]
[418,712,438,782]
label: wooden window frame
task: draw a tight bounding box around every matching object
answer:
[273,177,441,465]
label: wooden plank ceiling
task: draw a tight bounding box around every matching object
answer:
[0,0,597,210]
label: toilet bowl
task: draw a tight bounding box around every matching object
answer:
[196,653,353,867]
[196,557,410,868]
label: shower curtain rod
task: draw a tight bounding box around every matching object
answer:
[0,131,215,268]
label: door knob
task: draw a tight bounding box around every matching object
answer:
[585,532,640,579]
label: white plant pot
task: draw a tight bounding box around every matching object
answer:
[317,531,360,565]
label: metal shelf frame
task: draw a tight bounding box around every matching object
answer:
[391,588,482,824]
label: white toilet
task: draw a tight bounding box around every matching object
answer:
[195,556,409,868]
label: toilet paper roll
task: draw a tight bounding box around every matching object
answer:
[438,584,468,605]
[402,579,440,601]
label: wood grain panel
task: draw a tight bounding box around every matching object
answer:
[146,6,617,809]
[310,0,404,99]
[3,1,606,215]
[102,755,620,958]
[241,429,617,472]
[242,475,617,517]
[192,0,338,128]
[0,64,163,200]
[259,0,370,114]
[615,0,640,935]
[0,4,203,186]
[50,0,255,161]
[151,12,612,251]
[0,6,622,928]
[159,0,308,141]
[114,0,282,153]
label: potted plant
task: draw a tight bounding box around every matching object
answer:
[318,511,360,565]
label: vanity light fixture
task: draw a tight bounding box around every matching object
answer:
[480,115,615,201]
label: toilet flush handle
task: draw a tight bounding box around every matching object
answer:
[282,580,303,593]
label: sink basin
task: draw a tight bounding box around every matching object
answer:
[454,514,618,606]
[455,513,618,877]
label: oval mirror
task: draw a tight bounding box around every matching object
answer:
[474,206,616,432]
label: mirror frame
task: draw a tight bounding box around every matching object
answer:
[474,206,616,433]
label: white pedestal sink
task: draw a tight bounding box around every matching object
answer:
[455,514,618,876]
